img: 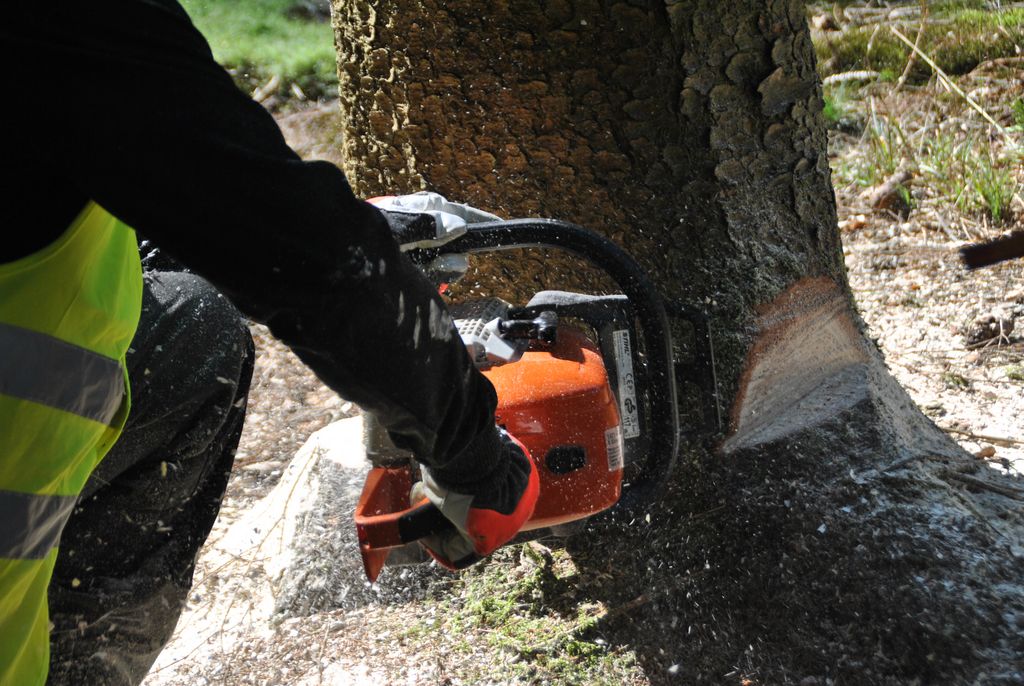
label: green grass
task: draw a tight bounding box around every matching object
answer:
[814,3,1024,82]
[833,96,1021,226]
[1012,98,1024,131]
[823,81,861,129]
[179,0,337,100]
[971,153,1017,224]
[940,371,971,389]
[833,108,909,187]
[867,112,908,182]
[934,136,1022,225]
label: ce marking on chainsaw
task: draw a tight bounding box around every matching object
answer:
[613,330,641,439]
[622,373,636,410]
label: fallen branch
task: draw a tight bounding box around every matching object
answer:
[970,56,1024,73]
[823,70,880,86]
[252,74,281,103]
[861,167,914,215]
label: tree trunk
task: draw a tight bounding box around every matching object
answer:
[331,1,1024,682]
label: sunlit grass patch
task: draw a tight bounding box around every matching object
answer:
[179,0,337,101]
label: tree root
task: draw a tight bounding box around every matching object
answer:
[881,452,952,473]
[940,469,1024,501]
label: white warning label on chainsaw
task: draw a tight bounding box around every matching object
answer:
[605,425,625,471]
[612,330,641,439]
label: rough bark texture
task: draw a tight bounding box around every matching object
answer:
[332,0,846,393]
[329,1,1024,683]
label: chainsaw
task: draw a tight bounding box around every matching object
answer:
[354,218,719,582]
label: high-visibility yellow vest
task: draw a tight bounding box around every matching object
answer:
[0,202,142,686]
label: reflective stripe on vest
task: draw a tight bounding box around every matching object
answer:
[0,322,125,426]
[0,201,142,686]
[0,490,77,560]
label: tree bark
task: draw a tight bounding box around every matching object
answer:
[331,1,1024,682]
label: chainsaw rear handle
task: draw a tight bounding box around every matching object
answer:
[355,467,459,581]
[425,218,680,516]
[355,465,453,547]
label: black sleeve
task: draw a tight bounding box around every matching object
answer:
[4,1,503,492]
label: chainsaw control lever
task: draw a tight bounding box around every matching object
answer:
[498,311,557,343]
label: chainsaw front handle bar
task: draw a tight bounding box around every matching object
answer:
[423,218,681,516]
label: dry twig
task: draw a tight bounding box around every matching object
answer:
[896,0,930,90]
[603,594,652,621]
[941,426,1024,448]
[890,27,1015,145]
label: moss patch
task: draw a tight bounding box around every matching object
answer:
[813,3,1024,81]
[402,544,645,685]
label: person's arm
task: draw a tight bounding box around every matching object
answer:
[8,2,504,492]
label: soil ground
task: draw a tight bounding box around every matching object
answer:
[141,74,1022,684]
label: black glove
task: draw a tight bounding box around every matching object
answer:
[370,191,502,284]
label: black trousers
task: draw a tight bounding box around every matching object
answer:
[47,271,255,685]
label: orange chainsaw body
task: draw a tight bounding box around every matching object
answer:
[355,325,623,580]
[486,326,623,527]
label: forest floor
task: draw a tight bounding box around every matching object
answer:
[141,67,1022,685]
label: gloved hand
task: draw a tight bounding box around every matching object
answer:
[411,428,540,570]
[369,191,501,252]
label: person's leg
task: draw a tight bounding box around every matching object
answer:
[47,271,254,686]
